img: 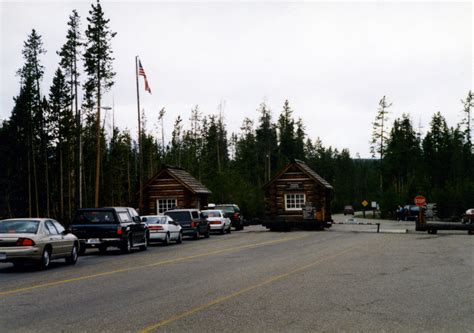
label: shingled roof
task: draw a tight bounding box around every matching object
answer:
[144,165,211,194]
[293,159,333,189]
[263,159,333,190]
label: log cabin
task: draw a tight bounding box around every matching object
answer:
[142,165,211,215]
[262,159,333,230]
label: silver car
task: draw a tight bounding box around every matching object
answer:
[0,218,79,269]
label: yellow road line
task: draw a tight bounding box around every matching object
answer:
[139,244,361,333]
[0,234,309,297]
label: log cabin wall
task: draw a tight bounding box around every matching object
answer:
[264,161,333,222]
[142,167,211,215]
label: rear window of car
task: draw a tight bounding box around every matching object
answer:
[73,210,117,224]
[0,220,39,234]
[117,211,132,222]
[143,216,167,224]
[202,210,221,218]
[215,206,235,213]
[165,211,191,222]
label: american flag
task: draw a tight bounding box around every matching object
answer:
[138,60,152,94]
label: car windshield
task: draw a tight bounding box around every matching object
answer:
[73,210,116,223]
[202,210,221,218]
[0,220,39,234]
[164,211,190,222]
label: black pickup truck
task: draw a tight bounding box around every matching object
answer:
[70,207,149,255]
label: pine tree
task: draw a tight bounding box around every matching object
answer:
[461,90,473,146]
[83,0,116,207]
[58,9,83,209]
[277,100,296,167]
[370,95,391,192]
[384,114,421,202]
[171,116,183,166]
[256,102,277,183]
[16,29,46,217]
[48,68,73,219]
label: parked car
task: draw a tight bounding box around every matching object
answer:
[343,205,354,215]
[401,205,420,221]
[214,204,244,230]
[70,207,148,255]
[164,209,210,239]
[0,218,79,269]
[141,215,182,245]
[462,208,474,224]
[201,209,231,234]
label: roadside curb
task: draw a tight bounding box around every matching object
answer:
[367,229,408,234]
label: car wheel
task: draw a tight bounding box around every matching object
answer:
[65,243,78,265]
[139,233,148,251]
[38,248,51,270]
[194,230,200,240]
[98,245,107,255]
[176,232,183,244]
[163,232,170,246]
[121,236,133,254]
[204,228,210,238]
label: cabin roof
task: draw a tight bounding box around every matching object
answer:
[263,159,333,190]
[143,165,212,195]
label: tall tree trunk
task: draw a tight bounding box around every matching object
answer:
[45,146,50,217]
[27,142,32,217]
[31,129,39,217]
[127,152,131,204]
[59,144,64,218]
[94,72,101,207]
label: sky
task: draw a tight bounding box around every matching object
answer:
[0,0,472,158]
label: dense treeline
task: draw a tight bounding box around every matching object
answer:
[0,1,472,222]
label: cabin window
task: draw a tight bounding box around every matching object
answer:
[157,198,177,213]
[285,193,306,211]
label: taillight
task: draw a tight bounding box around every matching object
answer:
[117,227,123,235]
[149,225,163,230]
[16,238,35,246]
[234,213,239,219]
[192,222,198,228]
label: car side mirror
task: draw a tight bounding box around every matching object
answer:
[141,217,147,222]
[62,229,69,235]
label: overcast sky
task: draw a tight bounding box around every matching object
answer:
[1,0,472,158]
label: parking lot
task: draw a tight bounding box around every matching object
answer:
[1,215,473,332]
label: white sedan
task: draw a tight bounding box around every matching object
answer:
[141,215,182,245]
[201,210,231,234]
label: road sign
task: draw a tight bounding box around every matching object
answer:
[362,200,368,207]
[414,195,426,207]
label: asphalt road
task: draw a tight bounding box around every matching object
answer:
[1,215,473,332]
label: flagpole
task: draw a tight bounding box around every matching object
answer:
[135,56,143,212]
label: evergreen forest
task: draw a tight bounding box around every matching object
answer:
[1,1,472,223]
